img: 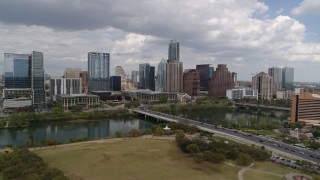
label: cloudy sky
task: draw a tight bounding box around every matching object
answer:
[0,0,319,82]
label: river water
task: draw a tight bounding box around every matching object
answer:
[0,108,289,148]
[0,119,154,148]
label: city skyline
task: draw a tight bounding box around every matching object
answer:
[0,0,319,82]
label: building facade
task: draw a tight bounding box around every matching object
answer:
[64,68,81,78]
[208,64,234,97]
[115,66,126,84]
[291,92,320,124]
[131,70,139,87]
[110,76,121,91]
[282,67,294,90]
[88,52,110,92]
[3,53,32,99]
[268,67,282,96]
[166,60,183,93]
[196,64,213,91]
[183,69,200,98]
[4,52,46,108]
[138,63,155,91]
[80,71,88,93]
[56,94,100,110]
[252,72,272,99]
[276,90,293,100]
[156,59,167,92]
[168,39,179,61]
[226,88,258,100]
[50,78,82,96]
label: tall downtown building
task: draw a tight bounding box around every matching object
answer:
[138,63,155,91]
[196,64,214,91]
[208,64,234,97]
[156,59,166,91]
[3,51,46,108]
[166,40,183,93]
[252,72,272,99]
[268,67,281,96]
[88,52,110,92]
[183,69,200,98]
[282,67,294,90]
[168,39,179,61]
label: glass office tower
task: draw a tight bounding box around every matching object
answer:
[88,52,110,92]
[4,53,32,98]
[31,51,46,108]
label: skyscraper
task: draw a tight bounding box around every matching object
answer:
[156,59,166,91]
[138,63,155,91]
[282,67,294,90]
[4,53,32,99]
[88,52,110,92]
[168,39,179,61]
[31,51,46,108]
[196,64,213,91]
[166,60,183,93]
[252,72,272,99]
[268,67,282,96]
[208,64,234,97]
[166,40,183,93]
[183,69,200,98]
[3,52,46,108]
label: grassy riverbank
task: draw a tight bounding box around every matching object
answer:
[33,137,318,180]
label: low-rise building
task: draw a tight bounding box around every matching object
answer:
[56,94,100,110]
[122,89,177,102]
[226,88,258,100]
[291,92,320,124]
[276,90,293,100]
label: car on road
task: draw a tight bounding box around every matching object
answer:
[310,155,315,158]
[299,151,305,155]
[259,140,264,143]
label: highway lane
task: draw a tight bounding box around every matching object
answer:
[135,109,320,164]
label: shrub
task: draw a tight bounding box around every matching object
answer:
[204,151,225,163]
[186,144,200,155]
[128,129,141,137]
[236,153,252,166]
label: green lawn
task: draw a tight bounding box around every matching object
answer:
[34,138,239,180]
[253,162,299,175]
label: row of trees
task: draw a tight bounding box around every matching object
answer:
[0,149,68,180]
[175,131,271,166]
[3,109,134,128]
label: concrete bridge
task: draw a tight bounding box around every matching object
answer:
[234,103,291,111]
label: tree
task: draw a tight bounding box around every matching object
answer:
[236,153,252,166]
[307,140,320,150]
[128,129,141,137]
[159,96,168,104]
[186,143,200,155]
[53,100,64,114]
[312,131,320,138]
[153,127,165,136]
[115,130,123,138]
[204,151,225,163]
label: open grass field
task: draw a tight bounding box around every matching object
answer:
[34,138,239,180]
[33,137,320,180]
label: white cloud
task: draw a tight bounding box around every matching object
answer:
[0,0,319,81]
[291,0,320,15]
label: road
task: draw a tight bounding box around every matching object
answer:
[134,108,320,164]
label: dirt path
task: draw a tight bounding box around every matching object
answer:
[237,163,283,180]
[238,163,254,180]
